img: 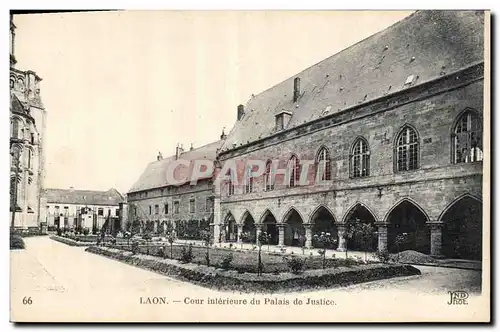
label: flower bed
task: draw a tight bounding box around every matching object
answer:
[108,243,370,273]
[50,235,94,247]
[86,246,421,293]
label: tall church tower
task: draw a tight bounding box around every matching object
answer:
[10,14,47,231]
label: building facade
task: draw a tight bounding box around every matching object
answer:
[10,15,48,231]
[128,139,225,239]
[45,188,126,233]
[130,11,485,260]
[214,11,485,260]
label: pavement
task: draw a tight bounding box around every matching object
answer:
[10,236,487,322]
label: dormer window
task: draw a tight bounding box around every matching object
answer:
[275,111,292,131]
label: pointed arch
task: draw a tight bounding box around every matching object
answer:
[350,136,370,178]
[258,208,278,224]
[385,198,430,254]
[315,145,331,181]
[342,202,379,224]
[309,204,336,224]
[394,123,420,172]
[224,211,236,223]
[281,206,306,224]
[438,193,482,222]
[239,210,255,224]
[439,192,482,260]
[383,198,430,223]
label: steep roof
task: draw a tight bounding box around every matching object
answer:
[220,10,485,151]
[129,139,224,193]
[45,188,125,206]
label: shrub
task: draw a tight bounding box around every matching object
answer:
[375,250,391,263]
[56,228,62,236]
[283,256,307,274]
[10,234,25,250]
[180,244,194,263]
[83,228,90,236]
[157,247,165,258]
[219,253,234,270]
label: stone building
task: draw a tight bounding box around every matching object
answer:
[9,15,48,231]
[45,188,126,233]
[128,137,226,239]
[214,11,485,260]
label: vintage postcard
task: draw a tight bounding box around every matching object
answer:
[9,10,490,323]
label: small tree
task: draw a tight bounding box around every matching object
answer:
[313,232,338,269]
[395,232,409,262]
[165,222,176,259]
[240,231,251,249]
[257,231,271,276]
[353,222,376,262]
[200,230,213,266]
[343,221,357,259]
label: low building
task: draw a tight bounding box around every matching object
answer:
[127,136,226,239]
[45,188,126,233]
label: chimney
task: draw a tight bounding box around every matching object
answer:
[190,143,194,151]
[175,144,184,160]
[220,128,227,140]
[293,77,301,102]
[157,151,163,161]
[237,104,245,121]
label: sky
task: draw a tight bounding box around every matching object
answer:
[13,10,413,194]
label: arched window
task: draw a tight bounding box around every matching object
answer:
[27,149,32,169]
[227,170,235,196]
[288,155,300,187]
[316,147,331,181]
[11,118,19,139]
[244,166,253,194]
[350,138,370,178]
[452,110,483,163]
[264,160,274,191]
[396,126,419,171]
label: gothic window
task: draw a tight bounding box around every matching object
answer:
[350,138,370,178]
[264,160,274,191]
[27,149,32,169]
[174,201,180,214]
[155,204,159,214]
[11,118,19,139]
[189,198,195,213]
[227,170,235,196]
[288,155,300,187]
[164,203,169,214]
[206,198,213,212]
[396,126,419,171]
[316,147,331,181]
[244,166,253,194]
[452,110,483,163]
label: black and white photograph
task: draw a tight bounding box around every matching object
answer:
[8,9,490,323]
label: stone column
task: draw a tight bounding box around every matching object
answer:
[255,223,263,246]
[428,221,444,257]
[236,223,243,244]
[376,222,388,252]
[304,223,313,249]
[278,223,285,247]
[337,224,347,252]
